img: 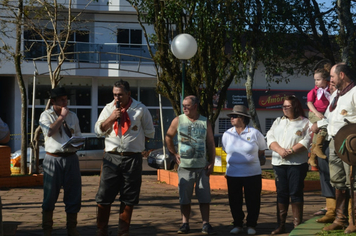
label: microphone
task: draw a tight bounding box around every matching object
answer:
[116,101,120,125]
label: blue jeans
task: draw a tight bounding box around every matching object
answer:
[317,143,335,198]
[273,163,308,204]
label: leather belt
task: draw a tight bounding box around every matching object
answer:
[108,151,140,156]
[46,152,76,157]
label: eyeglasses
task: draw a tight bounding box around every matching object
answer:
[230,114,244,119]
[282,105,292,109]
[183,104,195,109]
[113,93,121,97]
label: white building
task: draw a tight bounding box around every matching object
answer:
[0,1,315,152]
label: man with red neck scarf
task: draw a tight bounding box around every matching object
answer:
[311,63,356,234]
[94,80,155,236]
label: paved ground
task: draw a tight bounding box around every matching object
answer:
[0,166,327,236]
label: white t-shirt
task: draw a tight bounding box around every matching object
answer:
[222,126,267,177]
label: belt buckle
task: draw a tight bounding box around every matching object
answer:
[119,152,124,156]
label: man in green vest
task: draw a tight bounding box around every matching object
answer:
[166,95,216,235]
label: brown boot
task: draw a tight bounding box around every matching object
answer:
[308,144,318,167]
[291,202,303,228]
[323,189,349,231]
[118,203,134,236]
[67,213,80,236]
[345,194,356,234]
[96,204,111,236]
[313,134,327,159]
[271,203,288,234]
[42,211,53,236]
[316,198,336,223]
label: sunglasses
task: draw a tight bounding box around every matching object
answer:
[230,114,244,119]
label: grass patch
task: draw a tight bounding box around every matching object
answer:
[316,230,356,235]
[261,170,320,181]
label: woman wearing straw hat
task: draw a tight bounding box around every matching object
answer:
[222,105,267,235]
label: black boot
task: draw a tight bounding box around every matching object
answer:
[42,211,53,236]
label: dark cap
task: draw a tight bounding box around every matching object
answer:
[50,87,68,99]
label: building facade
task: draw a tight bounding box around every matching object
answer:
[0,1,315,152]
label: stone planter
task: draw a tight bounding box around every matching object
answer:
[157,169,321,192]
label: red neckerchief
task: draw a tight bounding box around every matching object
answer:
[329,81,355,112]
[114,98,132,136]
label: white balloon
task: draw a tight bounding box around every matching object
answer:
[171,34,197,60]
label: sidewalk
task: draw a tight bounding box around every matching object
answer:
[0,171,326,236]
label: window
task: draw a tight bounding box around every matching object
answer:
[140,87,171,107]
[24,29,90,61]
[265,118,276,134]
[117,29,142,46]
[65,31,90,61]
[24,29,54,59]
[218,118,232,133]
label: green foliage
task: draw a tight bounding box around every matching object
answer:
[317,229,356,236]
[128,0,242,124]
[127,0,328,131]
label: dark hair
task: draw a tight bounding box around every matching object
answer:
[285,95,306,118]
[313,59,332,80]
[114,80,130,93]
[242,116,250,125]
[334,63,355,81]
[185,95,200,106]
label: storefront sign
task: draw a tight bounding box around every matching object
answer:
[221,89,309,110]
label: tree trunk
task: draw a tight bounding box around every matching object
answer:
[245,47,262,132]
[14,0,27,174]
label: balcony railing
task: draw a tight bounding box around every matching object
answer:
[24,41,156,63]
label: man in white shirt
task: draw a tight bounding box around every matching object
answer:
[311,63,356,233]
[39,87,82,236]
[95,80,155,236]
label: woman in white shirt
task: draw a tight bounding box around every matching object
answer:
[266,96,312,235]
[222,105,267,235]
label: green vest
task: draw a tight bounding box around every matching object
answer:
[177,114,208,168]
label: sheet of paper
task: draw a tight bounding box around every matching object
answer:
[61,136,85,149]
